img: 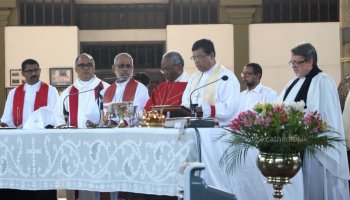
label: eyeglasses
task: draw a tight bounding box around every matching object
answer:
[117,64,132,69]
[288,59,307,66]
[190,54,209,61]
[77,63,94,69]
[23,68,40,73]
[241,72,255,77]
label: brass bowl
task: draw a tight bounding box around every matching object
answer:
[144,110,164,127]
[257,152,302,199]
[257,152,301,183]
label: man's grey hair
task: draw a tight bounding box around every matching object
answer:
[75,53,95,66]
[291,42,318,65]
[114,53,134,66]
[162,50,184,66]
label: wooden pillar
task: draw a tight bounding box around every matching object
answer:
[340,0,350,78]
[0,0,16,116]
[0,10,11,114]
[219,0,262,90]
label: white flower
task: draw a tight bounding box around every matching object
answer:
[286,100,305,112]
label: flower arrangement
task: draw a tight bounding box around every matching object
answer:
[220,101,341,172]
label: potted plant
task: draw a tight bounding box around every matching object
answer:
[220,101,342,199]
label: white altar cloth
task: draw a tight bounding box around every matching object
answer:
[0,128,197,196]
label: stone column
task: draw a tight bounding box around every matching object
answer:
[340,0,350,78]
[219,0,262,89]
[0,10,11,114]
[0,0,16,115]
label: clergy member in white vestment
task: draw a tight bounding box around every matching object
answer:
[55,53,110,129]
[103,53,149,112]
[232,63,277,200]
[181,39,240,126]
[232,63,303,200]
[343,93,350,148]
[278,43,350,200]
[0,59,58,199]
[102,53,149,200]
[181,39,240,195]
[1,59,59,128]
[237,63,277,112]
[55,53,110,200]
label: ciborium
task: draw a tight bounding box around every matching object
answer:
[103,102,117,127]
[103,102,131,128]
[257,152,302,200]
[114,102,130,128]
[127,105,138,127]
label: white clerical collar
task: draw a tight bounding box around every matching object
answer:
[24,81,41,92]
[175,71,187,82]
[204,62,217,74]
[79,75,95,85]
[202,62,218,79]
[116,78,130,86]
[76,75,101,90]
[246,83,263,93]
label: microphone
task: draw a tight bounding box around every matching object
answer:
[189,75,229,117]
[62,88,96,128]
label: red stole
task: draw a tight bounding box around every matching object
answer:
[145,81,187,111]
[13,82,49,127]
[69,82,104,127]
[103,78,138,103]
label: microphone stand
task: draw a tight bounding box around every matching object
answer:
[63,94,72,128]
[62,88,96,128]
[98,94,104,127]
[189,75,229,118]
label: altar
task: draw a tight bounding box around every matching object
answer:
[0,128,199,196]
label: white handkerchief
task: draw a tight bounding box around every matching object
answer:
[23,106,55,129]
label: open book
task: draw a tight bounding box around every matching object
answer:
[151,105,191,118]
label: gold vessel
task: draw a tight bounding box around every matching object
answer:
[144,110,164,127]
[257,152,302,200]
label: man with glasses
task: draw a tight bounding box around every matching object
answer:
[104,53,149,112]
[0,58,58,199]
[1,59,59,128]
[55,53,110,128]
[231,62,280,199]
[181,39,240,126]
[145,50,189,111]
[279,43,349,200]
[180,39,240,196]
[102,52,149,199]
[238,63,277,112]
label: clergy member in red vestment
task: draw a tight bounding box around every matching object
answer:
[103,52,149,111]
[55,53,110,128]
[144,51,189,111]
[1,59,59,128]
[102,52,149,200]
[0,59,59,199]
[54,53,110,200]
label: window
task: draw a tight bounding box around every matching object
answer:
[80,43,165,70]
[262,0,339,23]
